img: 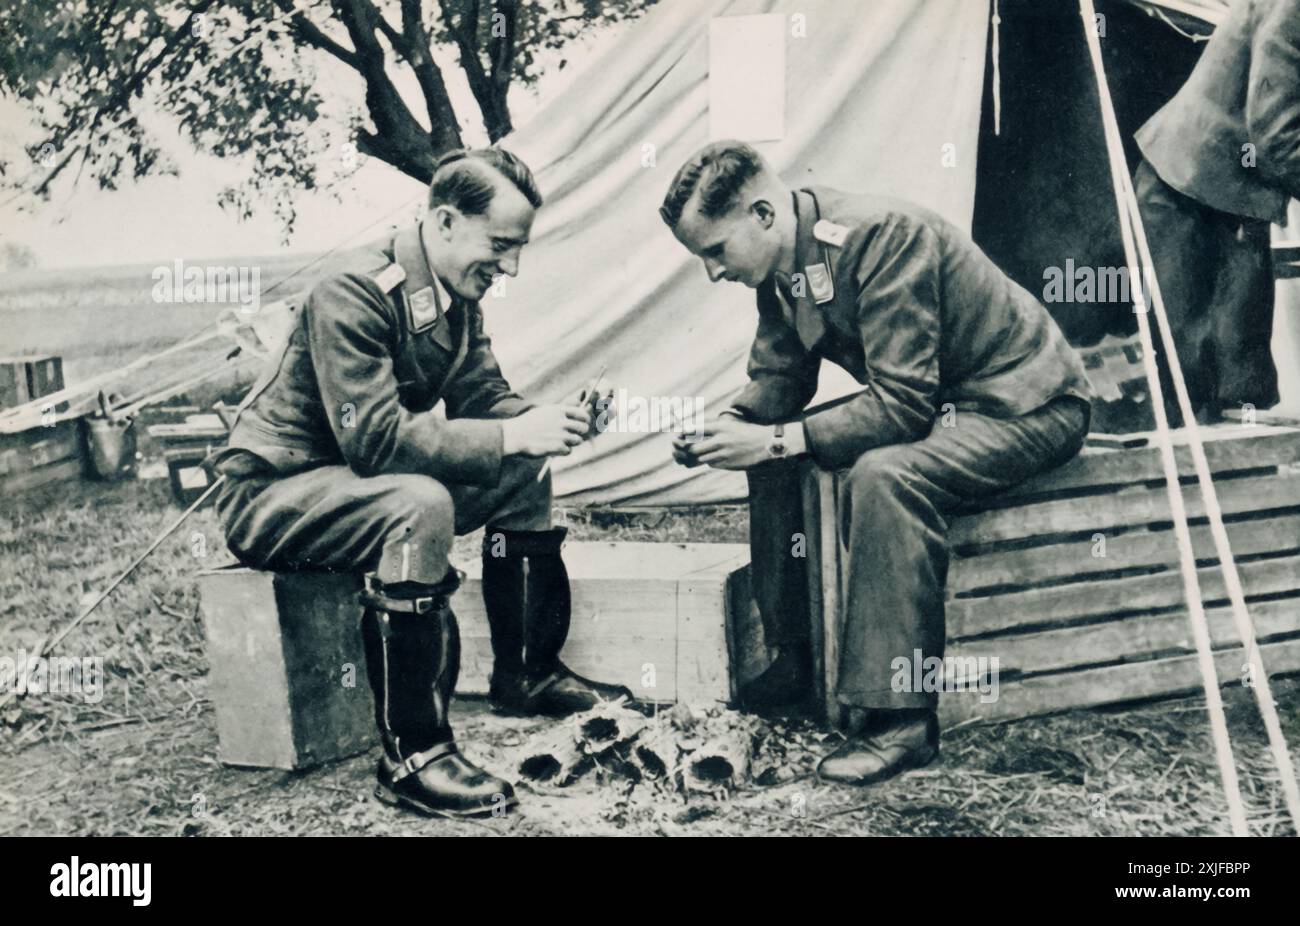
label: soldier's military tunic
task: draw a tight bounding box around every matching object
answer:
[740,187,1094,710]
[210,224,550,586]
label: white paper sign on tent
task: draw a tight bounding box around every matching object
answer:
[708,14,785,142]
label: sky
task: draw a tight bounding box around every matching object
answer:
[0,15,629,271]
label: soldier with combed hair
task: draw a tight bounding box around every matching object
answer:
[661,141,1093,786]
[210,148,630,818]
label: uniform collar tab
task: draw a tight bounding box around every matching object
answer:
[393,223,455,347]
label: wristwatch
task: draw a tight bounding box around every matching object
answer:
[768,423,788,459]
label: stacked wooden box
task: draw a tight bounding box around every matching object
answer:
[451,541,750,703]
[0,355,85,496]
[802,426,1300,726]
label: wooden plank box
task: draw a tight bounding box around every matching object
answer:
[196,567,376,770]
[0,355,65,412]
[0,418,86,496]
[197,542,751,769]
[451,541,751,704]
[799,426,1300,726]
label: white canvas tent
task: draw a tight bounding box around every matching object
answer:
[491,0,990,505]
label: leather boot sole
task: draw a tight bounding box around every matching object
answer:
[374,782,518,819]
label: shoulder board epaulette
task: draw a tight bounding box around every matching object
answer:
[813,219,850,248]
[371,262,406,293]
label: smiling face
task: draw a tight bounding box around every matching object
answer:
[428,176,535,301]
[672,198,783,289]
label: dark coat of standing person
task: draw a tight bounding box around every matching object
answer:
[1134,0,1300,421]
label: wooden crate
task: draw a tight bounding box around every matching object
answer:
[451,541,751,703]
[0,418,86,496]
[148,413,230,506]
[196,567,376,770]
[196,542,751,769]
[0,355,64,412]
[802,426,1300,726]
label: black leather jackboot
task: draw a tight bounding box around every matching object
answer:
[360,569,517,817]
[480,527,632,716]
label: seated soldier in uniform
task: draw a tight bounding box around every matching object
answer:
[209,147,630,818]
[660,141,1094,786]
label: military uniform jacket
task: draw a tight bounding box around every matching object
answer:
[1135,0,1300,224]
[731,187,1093,471]
[221,224,532,485]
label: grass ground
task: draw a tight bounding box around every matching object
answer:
[2,475,1298,837]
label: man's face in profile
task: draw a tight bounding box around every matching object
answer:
[672,199,781,289]
[433,179,535,301]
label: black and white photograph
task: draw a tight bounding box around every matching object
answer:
[0,0,1297,876]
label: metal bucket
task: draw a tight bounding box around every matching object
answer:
[84,415,138,481]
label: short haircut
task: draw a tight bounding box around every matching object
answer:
[428,147,543,216]
[659,140,765,229]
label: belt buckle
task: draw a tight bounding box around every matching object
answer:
[413,596,435,614]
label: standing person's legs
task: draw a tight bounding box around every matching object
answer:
[214,464,514,817]
[1136,159,1216,420]
[818,395,1090,784]
[1135,159,1278,420]
[1208,214,1279,414]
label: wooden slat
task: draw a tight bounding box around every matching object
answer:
[949,512,1300,595]
[950,552,1300,639]
[949,471,1300,548]
[981,429,1300,502]
[949,598,1300,676]
[0,455,84,497]
[0,419,82,477]
[940,637,1300,725]
[1274,243,1300,279]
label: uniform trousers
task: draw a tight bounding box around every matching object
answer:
[214,454,552,586]
[747,393,1091,710]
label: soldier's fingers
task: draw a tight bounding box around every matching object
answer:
[695,446,732,466]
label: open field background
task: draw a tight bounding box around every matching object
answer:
[0,249,380,411]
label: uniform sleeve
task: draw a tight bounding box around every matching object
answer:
[801,215,941,469]
[305,272,506,484]
[729,282,821,423]
[1247,0,1300,200]
[442,304,534,421]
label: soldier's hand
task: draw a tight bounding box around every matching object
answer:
[569,387,615,440]
[688,416,771,470]
[501,405,589,457]
[671,410,718,468]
